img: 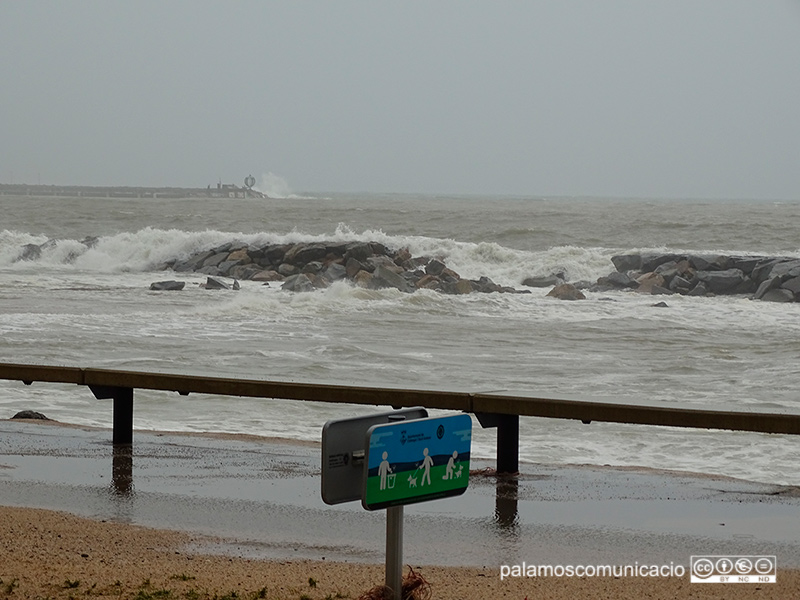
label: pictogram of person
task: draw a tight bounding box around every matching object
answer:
[420,448,433,486]
[443,450,458,480]
[378,451,392,490]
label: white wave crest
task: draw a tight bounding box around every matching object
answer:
[1,225,616,285]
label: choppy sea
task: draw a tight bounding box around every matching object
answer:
[1,192,799,486]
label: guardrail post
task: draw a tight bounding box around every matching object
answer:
[496,414,519,474]
[89,385,134,445]
[475,412,520,474]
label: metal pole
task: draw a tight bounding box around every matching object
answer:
[496,414,519,474]
[112,387,134,445]
[386,505,404,600]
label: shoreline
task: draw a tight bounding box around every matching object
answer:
[2,506,799,600]
[2,418,800,598]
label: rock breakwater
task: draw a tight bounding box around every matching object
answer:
[161,240,529,295]
[593,253,800,302]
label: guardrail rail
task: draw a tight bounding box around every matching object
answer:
[1,362,799,473]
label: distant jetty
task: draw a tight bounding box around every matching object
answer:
[0,182,266,199]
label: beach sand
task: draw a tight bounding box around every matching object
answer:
[1,419,799,599]
[2,506,798,600]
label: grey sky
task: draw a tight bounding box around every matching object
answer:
[1,1,799,198]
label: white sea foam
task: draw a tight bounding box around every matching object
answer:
[2,195,800,487]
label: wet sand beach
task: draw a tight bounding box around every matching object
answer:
[1,418,799,599]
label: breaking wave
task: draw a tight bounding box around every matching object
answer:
[0,226,617,286]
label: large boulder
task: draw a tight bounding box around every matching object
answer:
[688,254,730,271]
[343,242,372,264]
[284,243,329,266]
[611,254,642,272]
[12,410,50,420]
[753,276,782,300]
[761,288,795,303]
[597,271,638,289]
[635,272,666,294]
[149,280,185,291]
[345,257,366,278]
[780,277,800,296]
[522,274,563,288]
[173,250,215,272]
[17,244,42,262]
[641,253,680,273]
[204,277,237,290]
[426,259,447,277]
[769,259,800,280]
[372,265,413,293]
[281,273,316,292]
[694,269,746,294]
[547,283,586,300]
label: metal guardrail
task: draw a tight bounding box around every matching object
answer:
[1,362,799,473]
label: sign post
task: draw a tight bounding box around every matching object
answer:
[321,407,428,506]
[322,411,471,600]
[362,413,472,510]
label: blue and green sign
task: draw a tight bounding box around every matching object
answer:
[362,414,472,510]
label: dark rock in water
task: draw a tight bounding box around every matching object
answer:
[761,288,795,303]
[227,247,251,263]
[730,256,765,274]
[372,265,413,293]
[688,254,729,271]
[597,271,638,290]
[345,257,366,279]
[367,255,400,272]
[780,276,800,296]
[282,273,316,292]
[264,244,290,265]
[202,252,230,269]
[547,283,586,300]
[251,269,283,282]
[733,275,756,295]
[651,301,669,308]
[301,261,324,274]
[285,242,328,265]
[278,263,299,277]
[217,260,242,275]
[80,236,100,248]
[669,275,693,293]
[750,258,789,284]
[173,250,215,272]
[474,276,502,293]
[754,276,782,300]
[415,274,440,290]
[323,263,347,282]
[688,281,709,296]
[695,269,745,294]
[611,254,642,272]
[769,259,800,280]
[641,253,680,273]
[17,243,42,262]
[353,270,374,288]
[522,274,563,288]
[149,280,185,291]
[635,272,666,294]
[451,280,475,295]
[344,242,372,264]
[370,241,390,256]
[204,277,233,290]
[12,410,50,420]
[654,260,679,278]
[426,259,447,277]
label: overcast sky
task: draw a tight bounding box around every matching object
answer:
[1,1,799,198]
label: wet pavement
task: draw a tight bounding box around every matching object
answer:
[1,419,799,567]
